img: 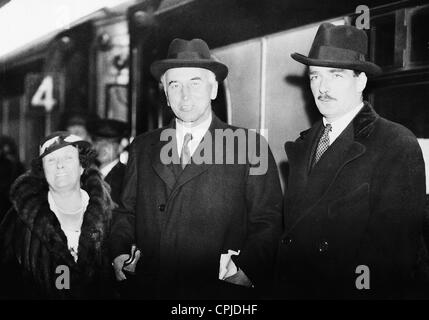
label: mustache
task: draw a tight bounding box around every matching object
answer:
[318,94,336,101]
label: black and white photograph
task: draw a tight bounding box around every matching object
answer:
[0,0,429,313]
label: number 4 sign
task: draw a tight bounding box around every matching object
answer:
[31,75,57,112]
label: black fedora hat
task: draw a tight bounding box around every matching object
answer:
[150,38,228,81]
[291,23,382,76]
[90,119,129,140]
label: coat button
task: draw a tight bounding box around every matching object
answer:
[318,239,329,253]
[281,236,292,245]
[158,204,166,212]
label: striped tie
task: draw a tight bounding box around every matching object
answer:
[313,123,332,166]
[180,133,193,169]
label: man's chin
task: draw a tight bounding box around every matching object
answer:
[177,116,197,124]
[316,102,336,112]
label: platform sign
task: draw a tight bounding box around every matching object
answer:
[31,75,57,112]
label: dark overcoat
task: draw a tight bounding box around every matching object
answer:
[105,161,126,206]
[0,167,114,299]
[275,103,426,299]
[109,114,283,299]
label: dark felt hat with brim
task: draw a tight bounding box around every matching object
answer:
[291,23,382,76]
[91,119,129,140]
[150,38,228,81]
[38,131,91,159]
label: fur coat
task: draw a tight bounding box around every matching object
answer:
[0,167,114,299]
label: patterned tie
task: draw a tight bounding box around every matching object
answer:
[313,123,332,166]
[180,133,193,169]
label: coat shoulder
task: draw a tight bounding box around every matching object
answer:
[375,117,420,149]
[284,121,320,150]
[132,127,166,145]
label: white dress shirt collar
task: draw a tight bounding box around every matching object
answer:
[175,112,212,157]
[323,102,364,145]
[100,159,120,178]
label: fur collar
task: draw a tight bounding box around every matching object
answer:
[351,101,379,140]
[9,166,113,270]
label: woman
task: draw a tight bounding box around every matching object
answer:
[0,131,114,299]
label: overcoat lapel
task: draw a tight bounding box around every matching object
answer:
[284,104,379,232]
[285,121,323,202]
[151,121,178,192]
[301,124,365,209]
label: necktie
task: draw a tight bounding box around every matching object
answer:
[180,133,193,169]
[313,123,332,166]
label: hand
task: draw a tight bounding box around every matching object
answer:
[224,268,253,288]
[112,254,130,281]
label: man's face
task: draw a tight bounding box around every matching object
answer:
[43,145,83,193]
[164,67,218,126]
[67,125,91,142]
[308,66,367,122]
[0,144,13,161]
[94,138,121,166]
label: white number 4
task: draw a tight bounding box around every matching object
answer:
[31,76,57,112]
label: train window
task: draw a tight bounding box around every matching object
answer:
[105,84,128,122]
[369,13,396,68]
[7,98,20,140]
[409,6,429,65]
[25,111,46,166]
[372,82,429,138]
[213,40,261,130]
[211,80,228,123]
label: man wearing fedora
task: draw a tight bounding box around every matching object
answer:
[274,23,426,299]
[109,38,282,299]
[91,119,129,206]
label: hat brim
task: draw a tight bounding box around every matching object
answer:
[291,53,382,76]
[150,59,228,82]
[39,140,91,159]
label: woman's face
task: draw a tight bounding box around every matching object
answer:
[42,145,83,193]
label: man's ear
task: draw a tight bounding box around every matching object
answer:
[117,140,125,154]
[210,81,219,100]
[163,85,171,107]
[357,72,368,94]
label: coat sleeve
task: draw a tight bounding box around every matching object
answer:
[0,208,16,264]
[0,208,31,298]
[109,141,138,260]
[232,134,283,290]
[359,132,426,297]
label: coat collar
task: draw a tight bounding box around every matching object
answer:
[351,101,379,140]
[286,101,378,168]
